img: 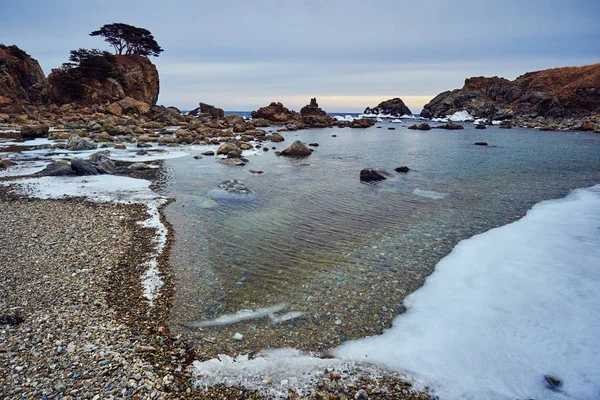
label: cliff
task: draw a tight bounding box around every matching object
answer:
[421,63,600,120]
[0,45,46,113]
[47,54,159,106]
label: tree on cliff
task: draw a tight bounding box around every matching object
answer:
[90,23,163,57]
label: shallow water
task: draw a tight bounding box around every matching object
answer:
[163,121,600,336]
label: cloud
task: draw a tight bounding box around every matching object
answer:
[1,0,598,111]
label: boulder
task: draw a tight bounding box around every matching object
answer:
[408,123,431,131]
[0,159,16,169]
[434,122,464,130]
[217,143,241,156]
[394,166,410,173]
[363,98,412,117]
[71,158,100,176]
[39,160,75,176]
[224,114,245,126]
[189,102,225,118]
[128,162,151,170]
[267,133,285,142]
[475,123,487,129]
[474,142,488,146]
[20,125,49,139]
[66,134,98,151]
[280,141,311,157]
[202,150,215,156]
[218,158,246,166]
[93,131,115,142]
[360,168,390,182]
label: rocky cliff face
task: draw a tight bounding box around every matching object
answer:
[421,63,600,120]
[363,98,413,117]
[47,55,159,106]
[0,45,46,113]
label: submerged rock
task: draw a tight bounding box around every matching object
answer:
[544,375,562,390]
[216,180,254,195]
[281,141,311,157]
[66,134,98,151]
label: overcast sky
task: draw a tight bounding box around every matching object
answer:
[2,0,599,112]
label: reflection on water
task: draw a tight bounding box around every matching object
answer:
[163,123,600,331]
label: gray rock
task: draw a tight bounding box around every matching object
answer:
[128,162,150,170]
[71,158,100,176]
[39,160,75,176]
[360,168,390,182]
[66,134,98,151]
[217,180,253,195]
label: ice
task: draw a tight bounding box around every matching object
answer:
[0,175,169,306]
[0,138,54,147]
[336,184,600,400]
[183,303,288,328]
[0,160,49,177]
[448,110,475,122]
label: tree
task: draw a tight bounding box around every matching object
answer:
[67,48,117,81]
[90,23,163,57]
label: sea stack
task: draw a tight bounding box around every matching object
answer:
[363,98,413,117]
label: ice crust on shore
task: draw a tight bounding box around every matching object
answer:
[0,175,168,305]
[336,184,600,399]
[192,185,600,400]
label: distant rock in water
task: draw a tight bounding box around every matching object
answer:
[363,98,413,117]
[300,97,336,127]
[251,102,302,124]
[0,45,46,113]
[281,140,311,157]
[189,102,225,119]
[421,63,600,121]
[360,168,391,182]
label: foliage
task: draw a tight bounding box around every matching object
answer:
[52,64,86,99]
[0,44,30,60]
[68,48,117,81]
[90,23,163,57]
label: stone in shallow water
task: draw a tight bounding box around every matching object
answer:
[544,375,562,389]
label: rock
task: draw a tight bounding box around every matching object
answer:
[217,143,241,156]
[263,148,269,152]
[475,123,487,129]
[308,143,319,147]
[434,122,464,130]
[232,333,244,341]
[499,121,512,129]
[71,158,100,176]
[281,141,311,157]
[474,142,488,146]
[193,155,203,159]
[0,45,46,113]
[202,151,215,156]
[267,133,285,143]
[360,168,390,182]
[93,131,115,143]
[224,114,245,126]
[88,150,111,163]
[39,160,75,176]
[218,158,246,166]
[354,389,369,400]
[329,372,342,380]
[250,118,270,127]
[350,118,376,128]
[363,98,412,117]
[189,102,225,119]
[388,127,395,130]
[251,102,301,123]
[300,98,336,127]
[249,169,264,174]
[577,121,600,131]
[66,134,98,151]
[332,134,337,137]
[113,144,126,150]
[394,166,410,173]
[115,97,151,115]
[128,162,150,170]
[544,375,562,389]
[96,158,116,174]
[408,123,431,131]
[0,159,16,169]
[217,180,253,195]
[20,125,49,139]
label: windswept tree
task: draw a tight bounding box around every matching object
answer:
[90,23,163,57]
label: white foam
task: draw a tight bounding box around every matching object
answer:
[413,188,450,199]
[184,303,288,328]
[448,110,475,122]
[390,119,402,123]
[334,115,357,122]
[336,184,600,400]
[0,175,168,306]
[431,117,448,122]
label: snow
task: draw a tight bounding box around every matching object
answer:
[448,110,475,122]
[336,184,600,400]
[0,175,168,306]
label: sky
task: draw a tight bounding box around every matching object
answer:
[1,0,599,113]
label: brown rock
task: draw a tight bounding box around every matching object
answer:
[0,159,16,169]
[350,118,376,128]
[0,45,46,113]
[280,140,311,157]
[251,102,301,123]
[217,143,241,156]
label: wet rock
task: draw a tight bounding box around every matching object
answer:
[267,133,285,143]
[71,158,100,176]
[202,151,215,156]
[88,150,111,163]
[474,142,488,146]
[394,166,410,173]
[281,141,311,157]
[350,118,376,128]
[249,169,264,174]
[354,389,369,400]
[475,123,487,129]
[262,148,269,152]
[434,122,464,130]
[217,143,241,156]
[308,143,319,147]
[360,168,390,182]
[499,121,512,129]
[20,125,49,139]
[544,375,562,389]
[217,180,253,195]
[39,160,75,176]
[388,127,396,130]
[218,158,246,166]
[0,159,16,169]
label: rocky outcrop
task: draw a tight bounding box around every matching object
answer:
[421,63,600,121]
[0,45,46,113]
[350,118,376,128]
[251,102,301,124]
[363,98,412,117]
[47,55,159,106]
[300,97,336,127]
[280,141,311,157]
[360,168,391,182]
